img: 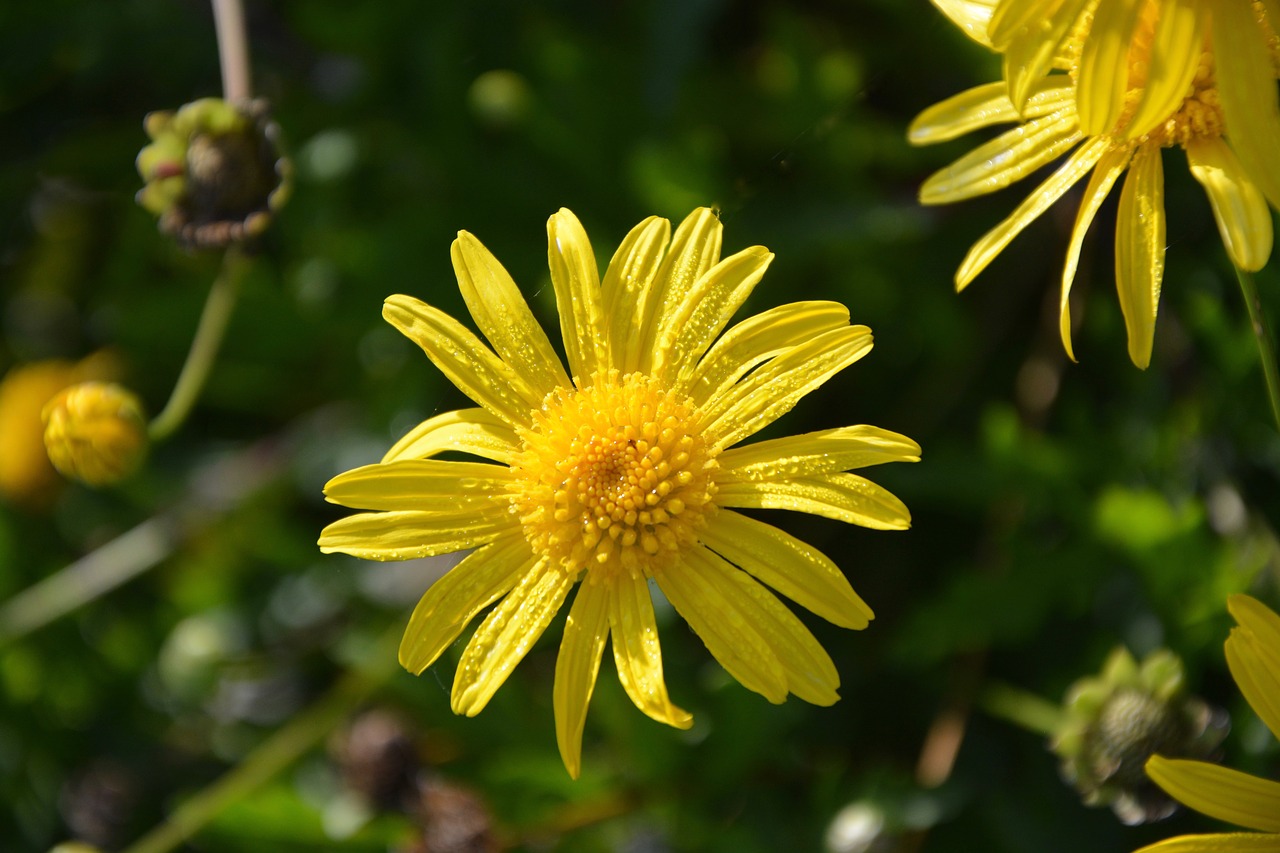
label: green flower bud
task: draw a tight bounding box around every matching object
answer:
[42,382,148,487]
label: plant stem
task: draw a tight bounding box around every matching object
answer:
[1235,266,1280,432]
[977,681,1066,738]
[211,0,251,102]
[148,247,247,441]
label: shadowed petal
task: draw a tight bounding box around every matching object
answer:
[1226,594,1280,742]
[1134,835,1280,853]
[553,579,610,780]
[1215,0,1280,209]
[382,408,520,465]
[1115,143,1166,369]
[1187,138,1274,272]
[1146,756,1280,833]
[635,208,723,376]
[1076,0,1144,135]
[1000,0,1092,111]
[398,535,533,674]
[1122,0,1205,140]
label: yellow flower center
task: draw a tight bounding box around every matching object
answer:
[509,372,719,581]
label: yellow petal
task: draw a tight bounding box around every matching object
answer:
[908,78,1073,145]
[956,135,1109,289]
[988,0,1061,49]
[1121,0,1205,140]
[679,301,851,405]
[318,506,514,560]
[398,535,532,674]
[606,216,672,375]
[1186,137,1274,272]
[1060,145,1134,360]
[382,407,520,465]
[919,107,1081,204]
[609,572,692,729]
[718,425,921,480]
[635,208,723,376]
[553,579,610,779]
[452,231,570,398]
[1134,833,1280,853]
[1226,594,1280,742]
[1146,756,1280,833]
[383,295,539,427]
[680,547,840,706]
[451,560,575,716]
[698,510,874,629]
[701,326,873,450]
[1076,0,1144,135]
[323,459,511,511]
[930,0,998,47]
[656,549,788,703]
[999,0,1092,111]
[650,245,773,383]
[1115,143,1166,369]
[547,209,608,383]
[717,472,912,531]
[1213,0,1280,210]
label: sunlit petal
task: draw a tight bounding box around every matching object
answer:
[1114,143,1166,369]
[1076,0,1144,135]
[1147,756,1280,833]
[718,472,912,530]
[610,572,692,728]
[547,209,608,383]
[1187,137,1274,272]
[382,407,520,465]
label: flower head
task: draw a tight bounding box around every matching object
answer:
[136,98,291,249]
[1138,595,1280,851]
[1051,647,1227,825]
[319,208,920,777]
[914,0,1280,367]
[43,382,148,487]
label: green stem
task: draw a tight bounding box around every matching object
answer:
[977,681,1066,738]
[1235,266,1280,432]
[122,629,399,853]
[148,248,247,441]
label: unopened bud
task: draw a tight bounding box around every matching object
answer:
[42,382,148,486]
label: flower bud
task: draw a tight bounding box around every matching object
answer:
[42,382,148,486]
[1050,647,1227,825]
[136,97,291,249]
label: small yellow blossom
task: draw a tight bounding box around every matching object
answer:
[916,0,1280,367]
[319,208,920,777]
[1137,595,1280,852]
[43,382,148,487]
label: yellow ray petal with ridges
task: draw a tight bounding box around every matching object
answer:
[1076,0,1144,135]
[718,473,912,531]
[1060,145,1134,361]
[1214,0,1280,210]
[1146,756,1280,833]
[610,572,693,728]
[1115,142,1166,370]
[1226,594,1280,742]
[553,579,610,780]
[1000,0,1092,112]
[452,231,570,398]
[701,326,874,450]
[920,107,1081,204]
[1187,137,1274,272]
[547,209,608,383]
[318,506,515,560]
[930,0,998,47]
[1121,0,1205,141]
[909,78,1073,145]
[1134,833,1280,853]
[656,548,788,703]
[398,535,532,674]
[383,295,540,427]
[685,547,841,705]
[988,0,1061,49]
[451,559,575,717]
[698,510,873,629]
[651,245,773,383]
[956,135,1110,290]
[382,408,520,465]
[718,425,921,480]
[606,216,672,374]
[635,208,723,376]
[323,459,511,511]
[680,301,851,405]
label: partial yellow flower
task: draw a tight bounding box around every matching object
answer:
[1138,594,1280,852]
[42,382,148,487]
[913,0,1280,368]
[319,208,920,778]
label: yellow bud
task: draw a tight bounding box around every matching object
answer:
[42,382,148,487]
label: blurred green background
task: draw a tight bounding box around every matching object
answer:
[2,1,1279,851]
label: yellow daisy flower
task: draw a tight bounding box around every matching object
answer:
[319,208,920,777]
[914,0,1280,368]
[1137,594,1280,852]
